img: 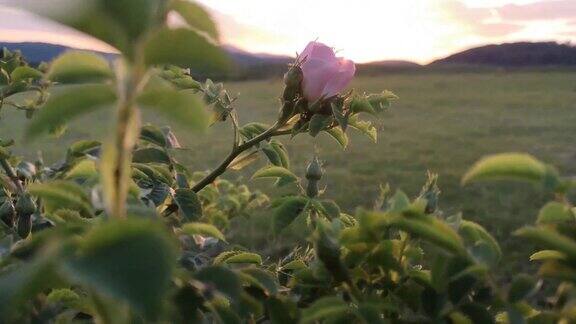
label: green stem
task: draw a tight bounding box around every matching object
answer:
[188,117,335,193]
[191,122,282,192]
[110,58,146,218]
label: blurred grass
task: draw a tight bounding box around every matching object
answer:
[2,71,576,273]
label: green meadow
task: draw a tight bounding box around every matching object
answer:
[3,71,576,272]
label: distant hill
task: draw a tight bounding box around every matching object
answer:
[0,42,117,65]
[431,42,576,67]
[357,60,421,75]
[223,45,292,80]
[3,41,576,80]
[0,41,293,79]
[0,42,422,80]
[224,45,292,67]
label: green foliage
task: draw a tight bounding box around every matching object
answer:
[9,2,576,323]
[173,188,203,221]
[65,219,176,319]
[182,222,225,241]
[47,51,113,83]
[462,153,554,185]
[252,165,298,187]
[25,84,116,140]
[169,0,220,40]
[272,196,309,235]
[10,66,43,83]
[143,27,230,72]
[137,87,209,131]
[0,47,50,118]
[27,181,93,217]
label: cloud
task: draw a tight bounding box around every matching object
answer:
[498,0,576,21]
[472,22,525,37]
[441,0,576,39]
[210,11,288,49]
[440,1,525,38]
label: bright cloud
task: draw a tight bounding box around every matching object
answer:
[0,0,574,64]
[197,0,576,63]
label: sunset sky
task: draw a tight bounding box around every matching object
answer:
[0,0,574,64]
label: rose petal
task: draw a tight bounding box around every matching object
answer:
[300,41,336,63]
[301,57,338,101]
[321,58,355,98]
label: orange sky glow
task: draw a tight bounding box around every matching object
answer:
[0,0,575,64]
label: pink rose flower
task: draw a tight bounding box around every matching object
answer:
[299,41,355,102]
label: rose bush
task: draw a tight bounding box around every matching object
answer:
[1,1,576,323]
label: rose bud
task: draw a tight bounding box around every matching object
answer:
[305,157,324,198]
[299,41,355,103]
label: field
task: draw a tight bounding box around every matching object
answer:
[2,71,576,272]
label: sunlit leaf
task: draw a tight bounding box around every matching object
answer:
[462,153,550,184]
[215,252,262,265]
[20,0,163,55]
[65,159,98,180]
[169,0,219,40]
[65,219,175,320]
[48,51,113,83]
[300,297,350,324]
[391,214,466,255]
[228,151,260,171]
[138,87,209,131]
[140,124,167,147]
[182,222,225,241]
[28,181,93,217]
[350,95,376,115]
[459,220,502,265]
[25,84,116,141]
[143,27,229,73]
[515,227,576,260]
[272,196,308,235]
[10,66,43,82]
[349,116,377,143]
[537,201,574,225]
[252,166,297,186]
[325,127,349,148]
[529,250,566,261]
[132,147,171,164]
[240,268,278,295]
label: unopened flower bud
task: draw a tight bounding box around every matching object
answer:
[305,157,323,181]
[17,213,32,239]
[0,199,16,227]
[15,193,36,216]
[283,65,303,88]
[305,157,323,198]
[282,65,303,102]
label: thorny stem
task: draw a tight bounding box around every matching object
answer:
[191,121,283,192]
[161,122,292,217]
[189,119,328,194]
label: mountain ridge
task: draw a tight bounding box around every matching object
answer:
[2,41,575,79]
[431,41,576,67]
